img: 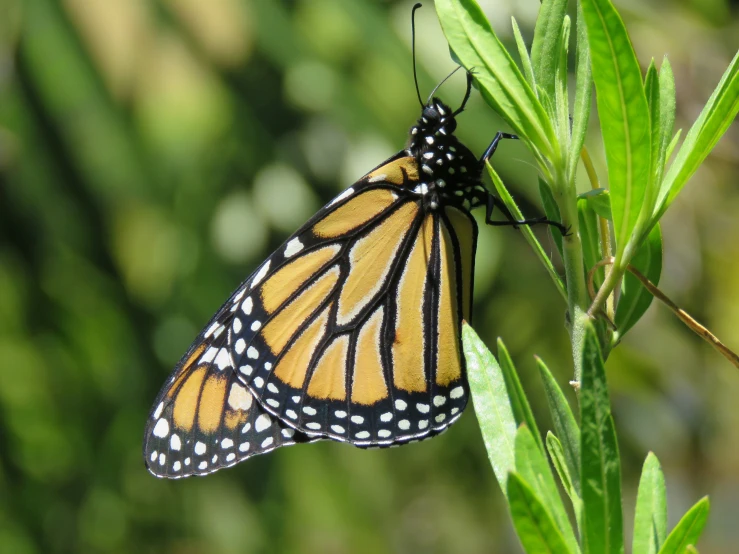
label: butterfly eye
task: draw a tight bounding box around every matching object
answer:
[422,106,440,121]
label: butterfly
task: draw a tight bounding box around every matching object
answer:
[143,9,565,479]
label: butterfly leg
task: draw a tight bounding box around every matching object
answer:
[480,132,519,164]
[454,71,475,115]
[483,192,569,235]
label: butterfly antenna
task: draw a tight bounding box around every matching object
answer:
[426,65,463,105]
[411,3,424,108]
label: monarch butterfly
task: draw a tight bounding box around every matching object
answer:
[143,5,565,479]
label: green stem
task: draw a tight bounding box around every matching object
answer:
[554,171,590,385]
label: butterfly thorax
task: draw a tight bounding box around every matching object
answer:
[407,98,482,210]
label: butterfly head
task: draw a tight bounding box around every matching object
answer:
[414,98,457,138]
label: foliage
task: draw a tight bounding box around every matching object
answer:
[0,0,736,552]
[442,0,738,551]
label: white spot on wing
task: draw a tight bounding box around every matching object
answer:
[351,415,364,424]
[215,348,231,370]
[152,418,169,438]
[242,297,253,315]
[306,422,321,430]
[239,364,253,376]
[195,441,207,455]
[378,429,391,438]
[251,260,271,288]
[204,322,220,338]
[284,237,304,257]
[416,403,430,414]
[201,347,218,364]
[398,419,410,430]
[261,437,274,448]
[394,399,407,411]
[221,438,234,449]
[355,431,370,439]
[251,320,262,331]
[227,383,253,411]
[380,413,392,422]
[329,187,354,206]
[170,434,181,450]
[235,339,246,355]
[433,395,446,407]
[450,386,464,399]
[153,402,164,419]
[255,414,272,432]
[247,346,259,359]
[331,425,345,433]
[303,406,317,416]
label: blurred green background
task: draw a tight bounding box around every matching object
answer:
[0,0,738,552]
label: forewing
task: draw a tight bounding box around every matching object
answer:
[226,155,477,446]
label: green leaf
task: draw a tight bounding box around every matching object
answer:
[488,164,567,302]
[547,432,583,532]
[553,16,572,144]
[531,0,569,104]
[579,188,612,220]
[537,358,581,496]
[645,60,662,208]
[578,195,604,291]
[436,0,556,166]
[462,323,517,493]
[539,177,564,259]
[507,472,575,554]
[568,0,593,185]
[658,497,710,554]
[665,129,682,162]
[515,426,581,553]
[633,453,667,554]
[614,223,662,340]
[498,340,544,454]
[580,323,624,554]
[580,0,651,261]
[657,58,676,177]
[511,17,536,91]
[653,50,739,224]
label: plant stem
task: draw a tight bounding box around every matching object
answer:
[554,169,590,385]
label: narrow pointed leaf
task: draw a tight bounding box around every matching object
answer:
[633,452,667,554]
[578,196,604,291]
[568,0,593,185]
[580,323,624,554]
[462,323,517,493]
[507,472,575,554]
[614,223,662,339]
[645,61,662,209]
[515,426,581,553]
[657,58,676,175]
[489,164,567,301]
[512,17,536,91]
[531,0,569,103]
[653,50,739,223]
[498,340,544,453]
[436,0,556,163]
[537,358,581,495]
[539,177,564,258]
[580,0,651,260]
[547,432,583,531]
[657,497,710,554]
